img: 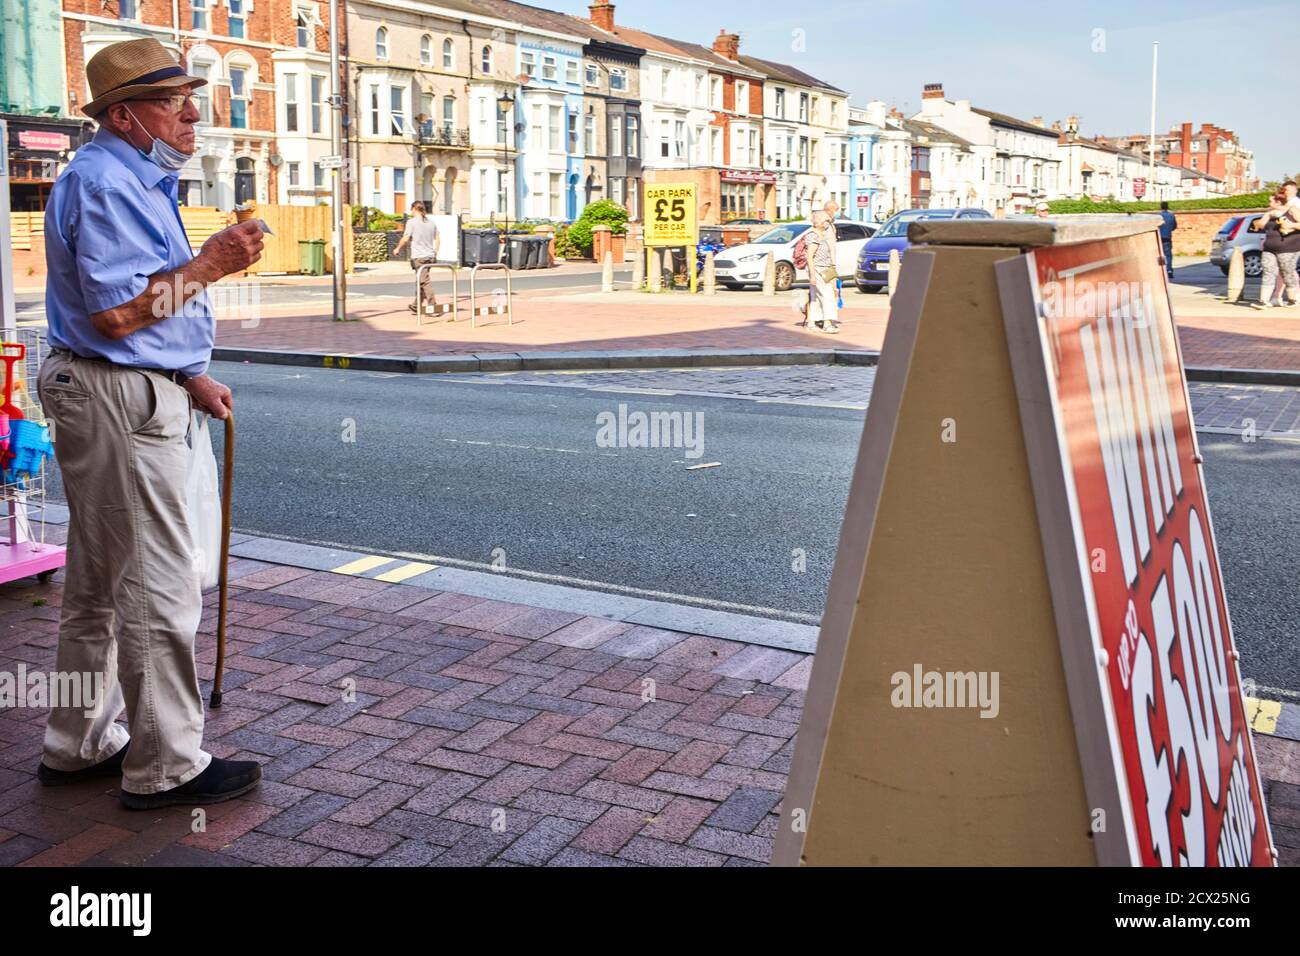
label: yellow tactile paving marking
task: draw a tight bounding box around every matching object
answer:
[331,555,397,576]
[374,561,438,583]
[1245,696,1281,735]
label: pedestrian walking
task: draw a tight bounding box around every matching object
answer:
[37,38,264,809]
[1158,201,1178,280]
[395,201,441,316]
[1248,191,1300,310]
[805,211,841,334]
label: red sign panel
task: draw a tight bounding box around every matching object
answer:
[1029,233,1271,866]
[720,168,777,185]
[17,130,69,152]
[856,194,870,207]
[1133,177,1147,198]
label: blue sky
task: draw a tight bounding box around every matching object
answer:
[549,0,1295,182]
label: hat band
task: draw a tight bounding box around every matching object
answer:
[101,65,187,95]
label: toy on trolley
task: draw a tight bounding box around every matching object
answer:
[0,330,63,585]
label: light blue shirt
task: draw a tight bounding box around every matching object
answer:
[44,128,212,378]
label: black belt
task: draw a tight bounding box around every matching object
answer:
[52,348,188,385]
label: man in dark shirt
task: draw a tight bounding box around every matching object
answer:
[1158,202,1177,280]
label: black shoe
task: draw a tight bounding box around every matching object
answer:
[37,742,130,786]
[120,757,262,810]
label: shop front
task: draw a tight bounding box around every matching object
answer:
[3,116,92,211]
[719,168,775,223]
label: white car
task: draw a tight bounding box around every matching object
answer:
[712,220,877,291]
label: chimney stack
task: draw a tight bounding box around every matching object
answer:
[712,30,741,61]
[921,82,944,100]
[589,1,615,31]
[1066,114,1079,133]
[1031,116,1044,128]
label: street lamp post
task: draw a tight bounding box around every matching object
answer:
[328,0,347,321]
[497,92,514,236]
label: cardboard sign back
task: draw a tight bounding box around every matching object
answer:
[775,216,1274,867]
[774,242,1099,866]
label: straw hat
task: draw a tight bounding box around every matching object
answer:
[83,38,207,118]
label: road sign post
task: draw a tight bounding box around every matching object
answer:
[774,216,1275,867]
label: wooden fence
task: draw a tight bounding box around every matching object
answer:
[9,212,43,252]
[234,203,353,275]
[10,204,354,274]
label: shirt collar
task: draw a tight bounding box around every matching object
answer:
[93,126,172,191]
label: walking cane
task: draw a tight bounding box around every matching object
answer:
[210,410,234,709]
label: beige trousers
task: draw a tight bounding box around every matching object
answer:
[38,350,210,794]
[808,268,839,328]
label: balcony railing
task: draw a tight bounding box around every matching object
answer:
[418,122,470,148]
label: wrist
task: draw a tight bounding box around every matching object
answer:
[188,252,225,286]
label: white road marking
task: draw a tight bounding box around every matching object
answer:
[441,437,610,456]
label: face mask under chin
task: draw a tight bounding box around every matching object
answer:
[124,105,194,173]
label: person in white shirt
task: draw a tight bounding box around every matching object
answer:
[1284,181,1300,214]
[395,202,440,315]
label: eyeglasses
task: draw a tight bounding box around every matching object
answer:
[135,94,199,114]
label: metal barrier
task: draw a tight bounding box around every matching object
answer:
[469,262,513,328]
[413,262,459,325]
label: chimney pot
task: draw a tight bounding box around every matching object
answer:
[712,29,740,60]
[921,82,944,100]
[589,1,615,31]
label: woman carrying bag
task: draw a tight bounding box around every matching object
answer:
[1249,192,1300,310]
[804,212,841,334]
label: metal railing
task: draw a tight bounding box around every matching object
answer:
[418,123,470,148]
[413,262,459,325]
[468,263,513,328]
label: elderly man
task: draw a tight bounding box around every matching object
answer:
[36,38,264,809]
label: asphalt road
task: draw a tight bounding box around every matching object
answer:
[42,362,1300,697]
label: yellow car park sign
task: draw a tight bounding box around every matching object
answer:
[643,183,697,247]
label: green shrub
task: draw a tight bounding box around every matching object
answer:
[1046,191,1271,214]
[565,199,628,256]
[350,206,405,232]
[553,225,581,260]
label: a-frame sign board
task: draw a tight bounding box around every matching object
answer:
[774,217,1275,867]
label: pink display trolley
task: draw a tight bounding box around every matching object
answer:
[0,329,64,585]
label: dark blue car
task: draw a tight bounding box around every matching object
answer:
[855,207,993,293]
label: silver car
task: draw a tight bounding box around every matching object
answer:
[1209,214,1264,277]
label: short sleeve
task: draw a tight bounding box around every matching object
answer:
[403,219,415,238]
[75,187,170,314]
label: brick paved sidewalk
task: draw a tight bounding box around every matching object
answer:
[211,287,1300,373]
[0,557,809,867]
[1,551,1296,866]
